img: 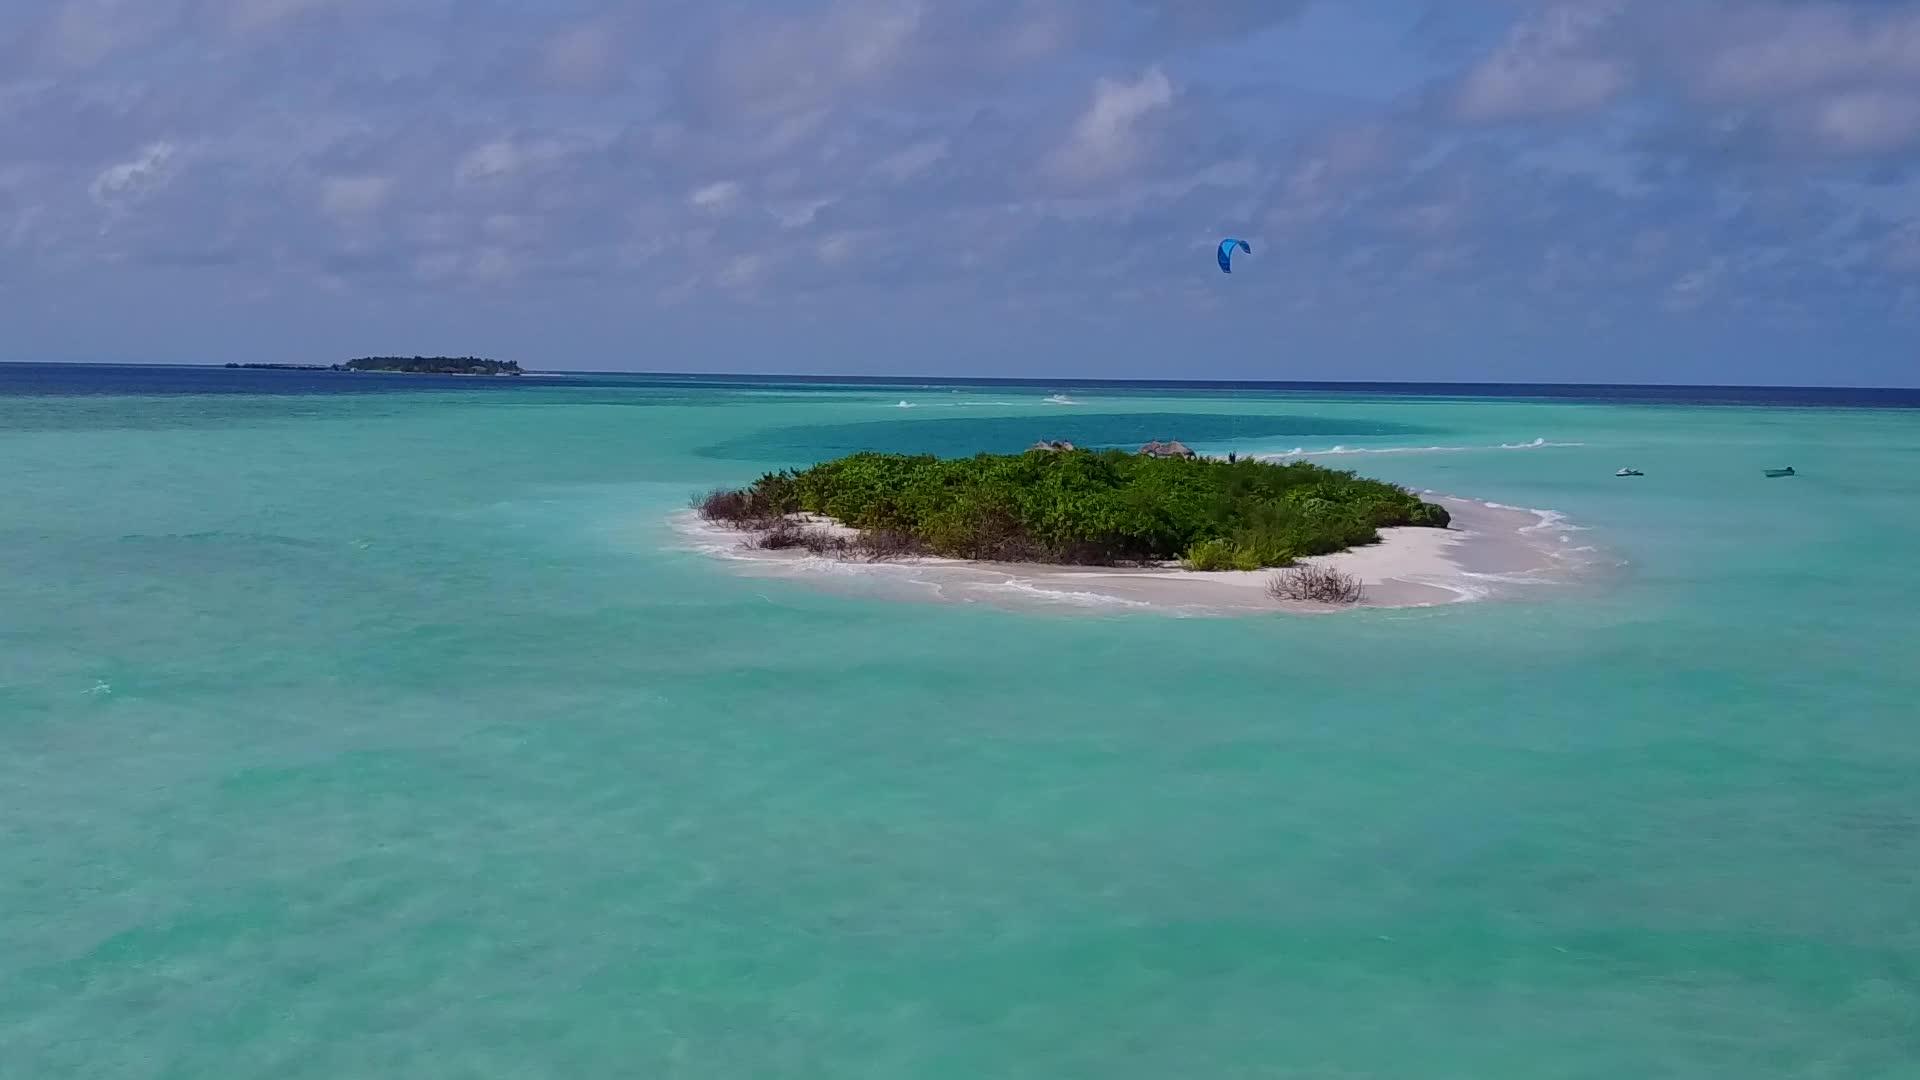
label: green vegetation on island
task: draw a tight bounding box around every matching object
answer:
[224,357,522,375]
[697,444,1451,570]
[344,356,521,375]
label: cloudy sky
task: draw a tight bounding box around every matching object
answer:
[3,0,1919,384]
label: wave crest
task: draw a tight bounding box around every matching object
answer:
[1253,437,1581,460]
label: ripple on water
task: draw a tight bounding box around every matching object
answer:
[696,411,1444,463]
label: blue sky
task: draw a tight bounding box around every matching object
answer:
[2,0,1918,385]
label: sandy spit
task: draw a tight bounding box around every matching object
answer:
[671,497,1598,617]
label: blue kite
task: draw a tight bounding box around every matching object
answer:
[1217,237,1252,274]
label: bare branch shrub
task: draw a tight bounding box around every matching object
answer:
[847,530,927,562]
[1267,564,1365,605]
[752,519,809,550]
[694,488,756,527]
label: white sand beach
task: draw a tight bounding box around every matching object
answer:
[674,496,1597,616]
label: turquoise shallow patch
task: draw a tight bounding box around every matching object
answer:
[3,368,1919,1078]
[697,410,1441,464]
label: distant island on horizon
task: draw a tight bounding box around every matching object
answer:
[225,356,522,376]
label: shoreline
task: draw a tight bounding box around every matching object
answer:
[673,496,1601,616]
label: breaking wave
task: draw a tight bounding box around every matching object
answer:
[963,579,1153,609]
[1253,437,1581,460]
[1476,501,1592,537]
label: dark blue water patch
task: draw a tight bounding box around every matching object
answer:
[507,391,893,410]
[0,365,877,413]
[697,412,1443,466]
[0,363,611,396]
[13,364,1918,409]
[0,373,874,434]
[583,372,1920,409]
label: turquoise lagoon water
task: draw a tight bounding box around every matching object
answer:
[3,367,1918,1077]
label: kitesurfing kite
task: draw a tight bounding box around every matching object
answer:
[1217,237,1251,274]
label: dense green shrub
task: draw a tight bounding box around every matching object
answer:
[704,448,1449,568]
[1183,538,1240,571]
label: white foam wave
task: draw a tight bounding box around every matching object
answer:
[672,513,777,561]
[967,579,1152,608]
[1475,502,1591,535]
[1254,438,1581,460]
[892,400,917,408]
[1461,569,1563,587]
[1043,394,1079,405]
[788,554,902,576]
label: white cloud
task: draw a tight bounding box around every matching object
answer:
[1001,12,1073,62]
[456,140,523,183]
[719,252,766,287]
[1047,67,1174,183]
[1276,124,1397,225]
[31,0,345,72]
[451,136,584,185]
[482,214,532,242]
[4,199,47,251]
[89,141,177,206]
[6,0,1919,372]
[469,246,515,282]
[320,175,391,219]
[1455,3,1629,121]
[758,110,833,158]
[1888,221,1920,272]
[872,139,950,184]
[1397,199,1465,237]
[414,246,516,284]
[535,21,622,90]
[772,198,834,229]
[817,233,856,265]
[39,0,167,69]
[1691,7,1920,104]
[690,180,742,212]
[1802,90,1920,155]
[689,0,928,118]
[838,0,924,80]
[221,0,343,34]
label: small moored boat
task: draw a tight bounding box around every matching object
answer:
[1764,466,1795,478]
[1615,468,1643,477]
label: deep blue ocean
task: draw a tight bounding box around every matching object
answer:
[6,361,1919,406]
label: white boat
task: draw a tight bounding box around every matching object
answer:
[1616,467,1643,477]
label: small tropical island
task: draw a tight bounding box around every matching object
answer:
[695,442,1456,603]
[224,356,522,375]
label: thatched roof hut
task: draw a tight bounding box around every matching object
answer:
[1138,440,1195,459]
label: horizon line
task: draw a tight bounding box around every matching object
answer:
[2,359,1917,393]
[570,369,1920,393]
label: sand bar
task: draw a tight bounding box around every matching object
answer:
[673,496,1602,616]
